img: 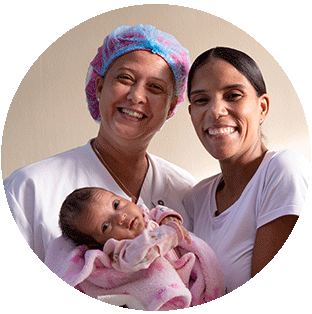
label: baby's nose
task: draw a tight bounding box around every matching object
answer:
[118,212,127,226]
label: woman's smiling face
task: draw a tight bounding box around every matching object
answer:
[189,58,269,163]
[96,50,177,148]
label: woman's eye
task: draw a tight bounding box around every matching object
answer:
[117,74,133,83]
[102,222,110,233]
[192,97,209,106]
[148,83,164,94]
[113,200,119,210]
[227,92,243,101]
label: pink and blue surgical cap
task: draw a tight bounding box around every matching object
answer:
[85,24,191,123]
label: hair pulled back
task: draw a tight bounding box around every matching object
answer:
[187,47,267,101]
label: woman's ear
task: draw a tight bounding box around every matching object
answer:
[167,96,178,119]
[259,94,270,125]
[96,76,104,100]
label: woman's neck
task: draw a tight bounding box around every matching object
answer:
[216,144,268,214]
[95,133,148,163]
[93,134,149,203]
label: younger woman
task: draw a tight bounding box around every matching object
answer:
[184,47,310,293]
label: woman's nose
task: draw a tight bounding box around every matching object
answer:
[127,83,147,104]
[207,98,228,119]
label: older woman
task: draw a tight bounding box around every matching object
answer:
[184,47,310,293]
[4,24,196,262]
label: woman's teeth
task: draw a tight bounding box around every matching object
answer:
[208,127,236,136]
[120,108,144,119]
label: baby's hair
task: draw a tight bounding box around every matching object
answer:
[59,187,104,249]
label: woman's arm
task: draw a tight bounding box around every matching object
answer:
[251,214,298,277]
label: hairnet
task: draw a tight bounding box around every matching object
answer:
[85,24,190,123]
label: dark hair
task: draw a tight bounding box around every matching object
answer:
[187,47,267,101]
[59,187,103,249]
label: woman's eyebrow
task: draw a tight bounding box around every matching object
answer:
[116,66,132,72]
[190,89,207,96]
[117,67,168,84]
[222,84,247,90]
[190,84,247,96]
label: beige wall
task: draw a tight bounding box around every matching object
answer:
[1,4,310,180]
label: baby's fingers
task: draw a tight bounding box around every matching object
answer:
[180,226,191,244]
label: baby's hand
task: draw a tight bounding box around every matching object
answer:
[160,216,191,245]
[160,215,182,226]
[180,225,191,245]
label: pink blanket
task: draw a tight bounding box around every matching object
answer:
[45,233,224,310]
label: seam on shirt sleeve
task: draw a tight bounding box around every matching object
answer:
[257,205,301,229]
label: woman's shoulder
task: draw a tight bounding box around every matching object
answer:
[254,149,311,202]
[4,142,91,185]
[147,153,197,184]
[264,149,310,174]
[252,149,310,228]
[184,173,221,200]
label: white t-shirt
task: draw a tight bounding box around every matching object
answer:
[4,140,197,262]
[183,150,310,293]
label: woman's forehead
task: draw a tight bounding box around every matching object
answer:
[108,50,174,81]
[192,58,251,90]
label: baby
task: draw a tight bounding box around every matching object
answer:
[46,187,224,309]
[59,187,191,271]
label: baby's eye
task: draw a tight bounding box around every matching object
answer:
[113,200,120,210]
[102,222,110,233]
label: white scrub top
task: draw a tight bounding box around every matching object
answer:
[184,149,310,293]
[4,140,197,261]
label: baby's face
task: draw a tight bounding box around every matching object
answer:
[75,190,145,246]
